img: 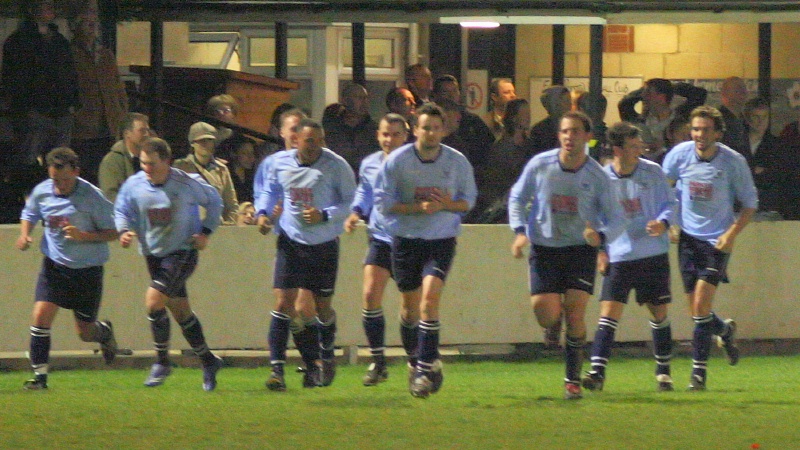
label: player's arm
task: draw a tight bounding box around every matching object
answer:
[16,219,35,251]
[716,207,755,253]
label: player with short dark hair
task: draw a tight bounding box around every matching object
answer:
[374,103,477,398]
[115,137,225,391]
[256,118,356,391]
[581,122,677,393]
[662,105,758,391]
[344,113,409,386]
[17,147,119,390]
[509,111,623,400]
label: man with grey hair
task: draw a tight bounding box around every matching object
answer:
[322,83,379,175]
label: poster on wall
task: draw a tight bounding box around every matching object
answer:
[465,70,489,116]
[529,77,643,127]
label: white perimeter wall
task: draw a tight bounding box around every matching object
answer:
[0,222,797,352]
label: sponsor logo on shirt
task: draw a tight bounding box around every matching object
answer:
[147,207,172,225]
[551,194,578,214]
[290,187,314,208]
[689,180,713,201]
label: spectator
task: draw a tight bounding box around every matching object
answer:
[322,83,379,175]
[575,91,611,164]
[718,76,751,157]
[473,98,535,224]
[173,122,239,225]
[484,78,517,139]
[404,63,433,107]
[529,85,571,155]
[663,117,691,159]
[744,97,794,218]
[618,78,707,161]
[227,134,257,204]
[69,9,128,185]
[432,74,495,168]
[98,112,150,202]
[385,87,416,123]
[2,0,79,188]
[256,102,298,159]
[205,94,237,157]
[236,201,256,226]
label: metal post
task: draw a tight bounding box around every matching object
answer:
[275,22,288,80]
[352,23,366,86]
[552,25,565,85]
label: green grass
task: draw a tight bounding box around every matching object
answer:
[1,355,797,449]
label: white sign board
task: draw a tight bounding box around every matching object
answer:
[466,70,489,115]
[529,77,643,126]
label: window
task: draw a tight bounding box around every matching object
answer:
[342,37,395,69]
[248,37,309,68]
[336,26,406,78]
[186,32,239,69]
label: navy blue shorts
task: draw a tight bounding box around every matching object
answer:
[391,237,456,292]
[529,244,598,295]
[35,257,103,323]
[678,231,730,292]
[273,232,339,297]
[600,253,672,305]
[364,237,392,272]
[146,249,198,298]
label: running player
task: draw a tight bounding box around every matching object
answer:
[115,137,225,391]
[17,147,119,389]
[344,113,409,386]
[374,103,477,398]
[509,111,623,400]
[662,106,757,390]
[581,122,677,393]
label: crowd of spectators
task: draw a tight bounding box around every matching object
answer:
[1,2,799,224]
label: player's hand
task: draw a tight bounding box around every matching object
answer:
[16,234,32,251]
[119,231,136,248]
[715,230,735,253]
[429,189,454,211]
[191,233,209,250]
[511,234,529,258]
[344,212,361,233]
[62,225,86,241]
[668,225,680,244]
[257,215,273,235]
[273,201,283,219]
[646,219,667,237]
[419,200,444,214]
[303,207,323,224]
[597,250,609,276]
[583,221,601,247]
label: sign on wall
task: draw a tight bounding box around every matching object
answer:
[466,69,489,115]
[529,77,643,126]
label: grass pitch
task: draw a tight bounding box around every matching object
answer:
[1,355,797,449]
